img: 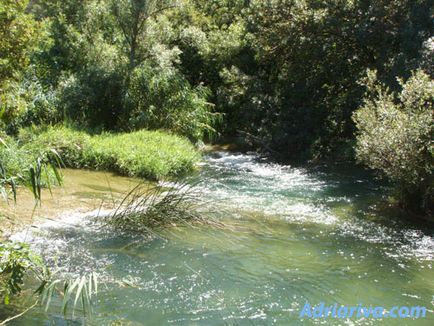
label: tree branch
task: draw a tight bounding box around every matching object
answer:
[0,301,39,325]
[137,5,177,34]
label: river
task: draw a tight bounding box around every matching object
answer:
[3,151,434,325]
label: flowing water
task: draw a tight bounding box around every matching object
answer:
[3,152,434,325]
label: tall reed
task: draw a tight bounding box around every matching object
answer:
[105,181,207,233]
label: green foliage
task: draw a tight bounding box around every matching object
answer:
[106,182,205,232]
[19,126,89,168]
[16,77,60,128]
[0,134,62,202]
[22,126,200,180]
[85,130,201,179]
[0,241,98,320]
[5,0,430,158]
[57,54,218,141]
[3,0,217,142]
[126,62,218,141]
[0,242,45,305]
[1,0,431,217]
[0,0,41,127]
[58,64,125,130]
[226,0,433,159]
[0,0,39,84]
[1,75,60,134]
[0,0,56,133]
[110,0,175,69]
[353,70,433,214]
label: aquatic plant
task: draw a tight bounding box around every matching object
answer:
[103,178,229,234]
[38,272,98,318]
[0,242,45,306]
[0,241,98,324]
[105,181,207,232]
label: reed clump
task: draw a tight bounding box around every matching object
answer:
[104,181,221,233]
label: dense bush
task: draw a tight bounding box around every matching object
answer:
[21,127,200,180]
[0,0,41,131]
[0,134,33,179]
[125,63,218,142]
[234,0,433,160]
[58,65,125,130]
[353,70,433,214]
[56,53,217,141]
[0,0,39,85]
[1,76,60,135]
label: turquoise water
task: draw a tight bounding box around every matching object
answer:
[4,152,434,325]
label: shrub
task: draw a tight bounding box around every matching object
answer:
[353,70,433,214]
[15,77,60,128]
[58,64,125,130]
[125,63,219,142]
[0,75,60,135]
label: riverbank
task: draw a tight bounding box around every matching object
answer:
[1,126,201,238]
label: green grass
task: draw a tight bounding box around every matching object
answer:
[19,127,90,169]
[20,126,200,180]
[1,134,62,201]
[1,135,33,178]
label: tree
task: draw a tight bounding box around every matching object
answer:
[0,0,39,85]
[0,0,40,127]
[353,69,433,215]
[236,0,433,159]
[111,0,176,70]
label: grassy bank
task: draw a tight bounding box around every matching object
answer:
[18,127,200,180]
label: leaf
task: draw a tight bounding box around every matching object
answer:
[61,277,80,316]
[72,276,87,317]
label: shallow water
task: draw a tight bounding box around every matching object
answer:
[0,169,143,237]
[3,152,434,325]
